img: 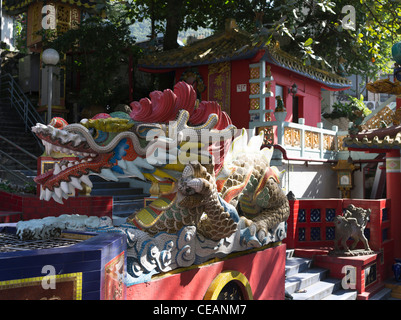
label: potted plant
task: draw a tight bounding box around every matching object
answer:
[274,95,287,121]
[323,94,372,131]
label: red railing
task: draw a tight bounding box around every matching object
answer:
[284,198,394,278]
[285,198,391,250]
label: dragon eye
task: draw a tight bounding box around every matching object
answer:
[89,128,99,140]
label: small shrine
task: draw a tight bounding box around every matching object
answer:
[331,159,359,198]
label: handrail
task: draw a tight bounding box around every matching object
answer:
[0,163,32,184]
[0,73,44,151]
[362,95,396,125]
[0,134,38,160]
[0,133,37,176]
[0,149,34,172]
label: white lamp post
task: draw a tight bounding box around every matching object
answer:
[42,48,59,123]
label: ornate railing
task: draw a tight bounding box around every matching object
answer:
[251,117,340,160]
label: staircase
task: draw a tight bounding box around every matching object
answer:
[0,104,41,171]
[285,250,358,300]
[89,176,149,225]
[0,73,43,223]
[0,73,43,175]
[285,250,400,300]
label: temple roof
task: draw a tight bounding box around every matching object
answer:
[139,22,265,70]
[3,0,98,14]
[343,125,401,151]
[138,20,351,90]
[262,43,351,90]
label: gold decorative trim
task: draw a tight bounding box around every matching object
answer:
[0,273,82,300]
[203,270,253,300]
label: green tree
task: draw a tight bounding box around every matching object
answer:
[41,16,141,108]
[206,0,401,79]
[120,0,401,81]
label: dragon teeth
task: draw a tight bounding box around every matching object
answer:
[40,187,45,200]
[35,122,89,155]
[45,188,52,201]
[41,175,93,204]
[60,181,69,194]
[79,175,93,188]
[52,192,63,204]
[99,169,118,182]
[54,187,62,198]
[70,177,83,190]
[53,163,61,175]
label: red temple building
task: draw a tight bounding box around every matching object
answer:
[138,19,351,131]
[138,19,356,200]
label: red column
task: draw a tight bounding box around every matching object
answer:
[396,95,401,110]
[386,149,401,258]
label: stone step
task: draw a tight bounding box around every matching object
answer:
[369,287,393,300]
[285,254,358,300]
[322,289,358,300]
[285,257,313,277]
[113,198,146,215]
[285,268,328,295]
[92,181,131,189]
[90,187,143,196]
[290,277,342,300]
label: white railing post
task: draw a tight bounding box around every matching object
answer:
[332,125,338,151]
[299,118,305,158]
[317,122,324,159]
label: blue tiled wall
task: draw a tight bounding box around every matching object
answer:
[0,225,126,300]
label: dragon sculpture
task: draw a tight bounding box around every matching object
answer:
[28,82,289,282]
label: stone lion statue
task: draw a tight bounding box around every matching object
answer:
[332,204,373,256]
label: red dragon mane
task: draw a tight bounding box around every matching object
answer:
[129,81,232,130]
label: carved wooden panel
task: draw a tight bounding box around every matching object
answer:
[364,106,394,130]
[323,134,335,151]
[257,126,274,145]
[250,83,260,95]
[305,131,319,149]
[250,67,260,79]
[284,127,301,147]
[250,98,260,110]
[337,135,348,151]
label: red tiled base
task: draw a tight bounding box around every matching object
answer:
[0,211,22,223]
[0,191,113,221]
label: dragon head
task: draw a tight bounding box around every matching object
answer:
[32,114,155,203]
[176,162,215,208]
[32,82,236,205]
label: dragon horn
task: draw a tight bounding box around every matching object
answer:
[182,165,195,178]
[186,178,204,193]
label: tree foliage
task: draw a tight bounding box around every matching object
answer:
[41,16,141,107]
[119,0,401,79]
